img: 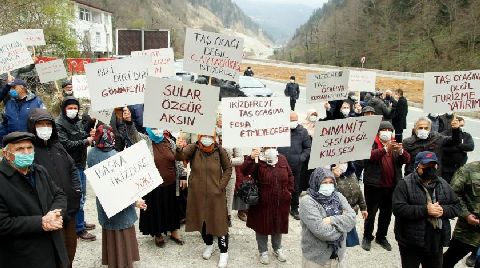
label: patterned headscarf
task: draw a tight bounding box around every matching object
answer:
[94,124,115,152]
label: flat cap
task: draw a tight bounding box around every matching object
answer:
[3,132,35,147]
[362,106,375,113]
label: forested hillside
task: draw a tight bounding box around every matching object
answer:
[275,0,480,72]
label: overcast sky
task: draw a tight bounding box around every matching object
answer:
[235,0,328,8]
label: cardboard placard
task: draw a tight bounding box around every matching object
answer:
[143,76,219,135]
[347,70,376,92]
[36,59,68,83]
[183,28,244,82]
[89,109,114,125]
[18,29,46,46]
[424,71,480,113]
[72,75,89,99]
[85,140,162,218]
[309,115,382,168]
[85,55,152,111]
[0,32,34,75]
[306,71,349,103]
[131,48,175,78]
[221,97,290,148]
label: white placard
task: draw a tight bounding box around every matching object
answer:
[72,75,89,99]
[221,97,290,148]
[306,71,349,103]
[36,59,67,83]
[143,76,219,134]
[18,29,46,46]
[89,109,113,124]
[0,32,34,75]
[424,70,480,113]
[85,55,152,111]
[85,140,162,218]
[309,115,382,168]
[131,48,175,78]
[347,70,376,92]
[183,28,244,82]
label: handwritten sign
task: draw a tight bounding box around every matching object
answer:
[309,115,382,168]
[307,71,349,103]
[131,48,175,78]
[72,75,89,99]
[424,70,480,113]
[183,28,244,82]
[0,32,34,75]
[143,76,219,134]
[85,140,162,218]
[85,55,152,111]
[221,97,290,147]
[36,59,67,83]
[347,70,376,92]
[18,29,46,46]
[89,109,113,124]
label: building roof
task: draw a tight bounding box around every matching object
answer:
[74,0,113,14]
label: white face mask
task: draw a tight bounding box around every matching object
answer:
[337,163,348,174]
[200,136,214,147]
[341,108,350,117]
[66,109,78,119]
[318,183,335,196]
[309,115,318,122]
[36,127,53,141]
[152,129,163,136]
[290,121,298,129]
[264,148,278,160]
[379,130,393,142]
[290,79,295,83]
[416,129,430,140]
[215,126,222,135]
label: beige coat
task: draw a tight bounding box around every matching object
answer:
[175,144,232,236]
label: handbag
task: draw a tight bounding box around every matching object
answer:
[236,178,259,205]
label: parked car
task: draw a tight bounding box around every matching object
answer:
[172,59,197,82]
[237,76,273,97]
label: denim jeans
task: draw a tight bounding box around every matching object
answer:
[75,168,86,234]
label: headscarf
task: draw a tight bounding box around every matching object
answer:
[302,109,318,137]
[146,128,164,144]
[307,167,343,259]
[197,131,217,153]
[94,124,115,152]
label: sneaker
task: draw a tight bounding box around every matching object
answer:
[466,253,476,267]
[273,248,287,262]
[77,230,96,241]
[375,238,392,251]
[85,223,96,230]
[290,209,300,220]
[203,245,215,260]
[361,238,371,251]
[218,252,228,268]
[259,252,269,265]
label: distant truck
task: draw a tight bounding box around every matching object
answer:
[116,29,170,55]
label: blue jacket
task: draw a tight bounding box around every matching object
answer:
[87,147,138,230]
[0,91,44,143]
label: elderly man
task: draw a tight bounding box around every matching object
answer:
[0,79,45,142]
[393,151,461,268]
[0,132,69,268]
[403,116,461,176]
[278,111,311,220]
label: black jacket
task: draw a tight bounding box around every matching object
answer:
[284,82,299,99]
[0,160,69,268]
[110,108,140,152]
[392,96,408,130]
[402,128,460,175]
[278,125,311,189]
[55,97,89,169]
[366,97,391,119]
[28,108,81,220]
[440,129,474,174]
[392,172,461,251]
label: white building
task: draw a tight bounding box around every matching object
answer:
[71,0,113,56]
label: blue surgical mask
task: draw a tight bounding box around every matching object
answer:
[318,183,335,196]
[146,128,164,144]
[9,89,18,99]
[13,152,35,169]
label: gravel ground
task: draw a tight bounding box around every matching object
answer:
[74,182,470,268]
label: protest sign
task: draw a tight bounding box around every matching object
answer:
[183,28,244,82]
[143,76,219,134]
[221,97,290,148]
[0,32,34,74]
[85,140,162,218]
[72,75,89,99]
[36,59,67,83]
[309,115,382,168]
[85,55,151,111]
[131,48,175,78]
[306,71,349,103]
[89,109,114,124]
[18,29,46,46]
[347,70,376,92]
[424,70,480,113]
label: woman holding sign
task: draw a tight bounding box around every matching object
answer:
[87,124,147,268]
[175,131,232,268]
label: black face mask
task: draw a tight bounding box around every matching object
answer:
[420,166,437,180]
